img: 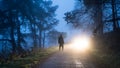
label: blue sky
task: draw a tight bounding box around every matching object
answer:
[52,0,75,32]
[52,0,84,41]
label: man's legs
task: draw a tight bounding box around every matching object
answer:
[59,45,61,51]
[59,44,64,51]
[62,45,64,51]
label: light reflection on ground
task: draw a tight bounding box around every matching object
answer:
[39,36,94,68]
[39,45,94,68]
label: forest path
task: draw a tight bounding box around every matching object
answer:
[38,46,95,68]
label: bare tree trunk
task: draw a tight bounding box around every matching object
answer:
[11,22,16,54]
[42,31,46,48]
[15,10,23,55]
[9,11,16,55]
[93,0,103,35]
[30,22,38,54]
[39,29,42,48]
[111,0,118,31]
[17,20,23,55]
[114,0,119,28]
[33,23,37,47]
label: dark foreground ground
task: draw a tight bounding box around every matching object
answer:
[39,46,95,68]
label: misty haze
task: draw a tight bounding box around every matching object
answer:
[0,0,120,68]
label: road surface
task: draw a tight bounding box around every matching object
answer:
[38,46,95,68]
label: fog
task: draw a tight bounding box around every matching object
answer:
[52,0,83,44]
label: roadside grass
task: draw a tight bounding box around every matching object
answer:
[88,30,120,68]
[0,46,58,68]
[91,48,120,68]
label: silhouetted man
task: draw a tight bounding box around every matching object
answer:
[58,34,64,51]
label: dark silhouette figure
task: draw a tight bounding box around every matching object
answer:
[58,34,64,51]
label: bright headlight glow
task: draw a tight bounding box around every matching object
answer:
[70,36,91,52]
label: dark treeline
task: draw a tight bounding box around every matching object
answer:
[64,0,120,52]
[64,0,120,49]
[64,0,120,67]
[64,0,120,35]
[0,0,59,60]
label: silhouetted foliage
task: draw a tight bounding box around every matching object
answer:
[64,0,120,34]
[0,0,58,60]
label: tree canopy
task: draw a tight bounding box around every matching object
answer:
[0,0,58,59]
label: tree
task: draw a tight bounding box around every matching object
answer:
[0,0,58,59]
[64,0,120,35]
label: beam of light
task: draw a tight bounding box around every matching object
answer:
[69,35,91,53]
